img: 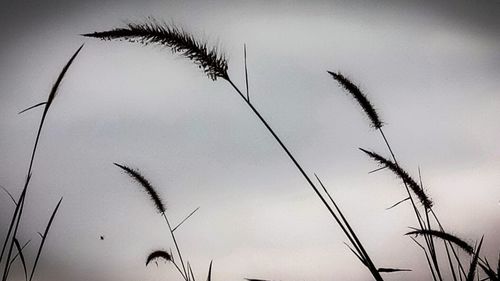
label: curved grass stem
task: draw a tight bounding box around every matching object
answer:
[225,77,384,281]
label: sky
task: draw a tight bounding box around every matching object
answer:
[0,1,499,280]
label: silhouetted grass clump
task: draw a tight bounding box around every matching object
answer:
[83,19,499,281]
[330,69,499,281]
[85,19,388,281]
[1,45,83,281]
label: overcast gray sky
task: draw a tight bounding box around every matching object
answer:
[1,1,499,281]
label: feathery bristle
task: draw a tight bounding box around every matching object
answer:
[328,71,382,129]
[360,148,433,209]
[406,229,473,254]
[83,20,228,81]
[146,250,172,266]
[114,163,166,213]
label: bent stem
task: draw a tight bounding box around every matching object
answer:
[225,77,383,281]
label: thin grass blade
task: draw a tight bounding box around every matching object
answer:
[6,240,30,275]
[1,173,30,281]
[3,44,82,281]
[13,238,28,281]
[173,207,200,232]
[466,237,483,281]
[344,242,367,266]
[386,197,410,210]
[411,236,438,281]
[0,185,17,206]
[244,44,250,102]
[368,166,388,174]
[478,263,498,281]
[187,261,196,281]
[314,174,386,280]
[206,260,212,281]
[378,268,412,273]
[29,197,63,281]
[18,102,47,115]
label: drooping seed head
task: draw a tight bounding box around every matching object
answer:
[83,19,228,81]
[406,229,474,254]
[114,163,166,214]
[146,250,172,266]
[360,148,433,209]
[328,71,383,129]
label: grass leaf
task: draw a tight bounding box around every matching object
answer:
[18,102,47,115]
[206,260,213,281]
[173,207,200,232]
[0,185,17,206]
[29,197,63,281]
[378,267,411,273]
[466,237,483,281]
[13,238,28,281]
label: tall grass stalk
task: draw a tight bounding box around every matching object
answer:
[329,70,448,280]
[329,71,497,280]
[114,163,191,281]
[85,20,385,280]
[1,45,83,281]
[85,20,500,281]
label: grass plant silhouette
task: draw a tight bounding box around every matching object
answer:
[329,71,498,281]
[115,163,204,281]
[1,45,83,281]
[85,19,499,281]
[86,19,385,281]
